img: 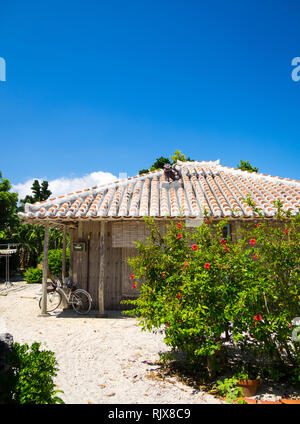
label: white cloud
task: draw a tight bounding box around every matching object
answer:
[12,179,37,202]
[12,171,118,201]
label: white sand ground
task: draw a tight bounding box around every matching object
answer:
[0,282,222,404]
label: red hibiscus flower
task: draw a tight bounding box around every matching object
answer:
[177,222,182,229]
[166,321,170,327]
[220,238,226,245]
[254,314,262,321]
[161,273,165,278]
[205,217,210,224]
[224,245,229,252]
[253,253,258,260]
[177,233,182,239]
[132,282,137,289]
[130,273,134,280]
[183,261,189,269]
[176,293,182,300]
[191,244,198,251]
[204,262,210,269]
[255,223,260,228]
[249,239,256,245]
[284,228,288,235]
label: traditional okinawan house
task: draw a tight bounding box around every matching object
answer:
[18,160,300,314]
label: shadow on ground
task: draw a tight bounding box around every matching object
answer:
[52,308,132,319]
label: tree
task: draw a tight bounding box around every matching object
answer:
[170,150,193,163]
[33,180,52,201]
[13,223,41,269]
[0,171,18,240]
[150,156,171,171]
[139,151,193,175]
[139,169,150,175]
[19,180,52,211]
[237,160,258,173]
[15,180,53,268]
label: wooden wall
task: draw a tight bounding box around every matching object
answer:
[104,223,123,309]
[70,221,140,310]
[71,221,101,307]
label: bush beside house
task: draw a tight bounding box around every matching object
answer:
[123,211,300,386]
[38,248,70,277]
[24,267,43,284]
[24,248,70,284]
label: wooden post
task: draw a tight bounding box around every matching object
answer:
[60,225,70,310]
[39,223,50,316]
[69,229,73,278]
[98,221,106,317]
[86,232,91,293]
[62,225,66,282]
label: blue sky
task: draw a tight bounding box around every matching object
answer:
[0,0,299,198]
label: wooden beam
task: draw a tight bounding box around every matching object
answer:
[39,223,50,316]
[98,221,106,317]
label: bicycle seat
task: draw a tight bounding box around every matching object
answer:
[65,279,77,291]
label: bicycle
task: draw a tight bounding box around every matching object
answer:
[38,276,92,314]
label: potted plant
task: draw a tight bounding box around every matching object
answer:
[236,366,261,397]
[216,377,247,404]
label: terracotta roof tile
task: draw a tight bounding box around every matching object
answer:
[19,161,300,221]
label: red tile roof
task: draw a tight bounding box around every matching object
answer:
[18,160,300,221]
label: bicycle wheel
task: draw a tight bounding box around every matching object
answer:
[39,291,62,312]
[70,289,92,314]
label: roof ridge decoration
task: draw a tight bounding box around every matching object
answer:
[19,160,300,221]
[25,160,300,209]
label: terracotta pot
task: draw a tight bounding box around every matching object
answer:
[280,399,300,404]
[260,400,281,404]
[243,398,257,404]
[238,379,260,397]
[234,398,256,404]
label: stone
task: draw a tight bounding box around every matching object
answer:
[0,332,14,403]
[0,333,13,374]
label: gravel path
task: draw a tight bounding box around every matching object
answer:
[0,282,222,404]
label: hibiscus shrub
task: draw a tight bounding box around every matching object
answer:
[122,213,300,378]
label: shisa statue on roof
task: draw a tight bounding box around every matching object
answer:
[163,163,181,183]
